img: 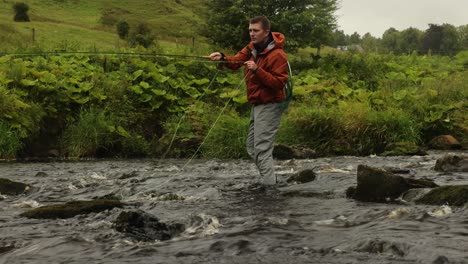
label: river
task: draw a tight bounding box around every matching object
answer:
[1,150,467,264]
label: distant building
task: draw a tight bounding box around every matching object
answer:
[337,44,364,52]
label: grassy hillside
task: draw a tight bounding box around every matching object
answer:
[0,0,209,51]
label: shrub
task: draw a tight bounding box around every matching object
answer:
[201,112,249,159]
[60,108,118,158]
[0,121,22,159]
[13,2,30,22]
[128,22,155,48]
[278,101,421,156]
[116,20,129,39]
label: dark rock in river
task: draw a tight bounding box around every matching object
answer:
[113,210,185,241]
[287,169,317,184]
[273,144,316,160]
[434,154,468,172]
[20,199,123,219]
[0,178,31,195]
[416,185,468,206]
[348,165,438,203]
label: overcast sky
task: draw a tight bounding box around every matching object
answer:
[335,0,468,38]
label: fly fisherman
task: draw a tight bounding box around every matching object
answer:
[209,16,289,187]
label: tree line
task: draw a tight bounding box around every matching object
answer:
[331,24,468,56]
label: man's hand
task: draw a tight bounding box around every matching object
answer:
[244,60,258,72]
[209,52,223,61]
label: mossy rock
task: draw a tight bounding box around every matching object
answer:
[20,199,123,219]
[0,178,31,195]
[416,185,468,206]
[381,141,427,156]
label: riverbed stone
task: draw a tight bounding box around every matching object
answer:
[416,185,468,206]
[113,210,185,241]
[0,178,31,195]
[428,135,462,150]
[273,144,316,160]
[348,165,438,202]
[286,169,317,184]
[434,154,468,172]
[381,141,427,156]
[20,199,123,219]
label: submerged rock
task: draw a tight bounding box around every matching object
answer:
[20,199,123,219]
[434,154,468,172]
[348,165,438,203]
[286,169,316,184]
[113,210,185,241]
[416,185,468,206]
[0,178,31,195]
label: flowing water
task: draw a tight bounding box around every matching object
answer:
[1,151,467,264]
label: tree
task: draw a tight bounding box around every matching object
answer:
[349,32,361,44]
[458,25,468,51]
[13,2,30,22]
[116,20,130,39]
[361,33,380,53]
[381,27,399,53]
[397,27,423,54]
[440,24,460,55]
[331,29,348,46]
[422,24,444,55]
[128,23,155,48]
[422,23,461,55]
[203,0,338,52]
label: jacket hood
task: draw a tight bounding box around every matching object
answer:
[271,32,285,49]
[248,32,285,58]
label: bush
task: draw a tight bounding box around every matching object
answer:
[0,121,22,159]
[116,20,129,39]
[60,108,119,158]
[277,101,420,156]
[13,2,30,22]
[128,22,155,48]
[201,112,250,159]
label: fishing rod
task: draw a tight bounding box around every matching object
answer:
[0,51,247,64]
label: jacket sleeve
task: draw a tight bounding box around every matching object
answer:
[222,47,251,70]
[254,50,288,91]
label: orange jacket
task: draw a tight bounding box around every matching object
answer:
[223,32,289,105]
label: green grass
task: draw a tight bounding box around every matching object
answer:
[0,0,209,51]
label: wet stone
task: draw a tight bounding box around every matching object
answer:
[20,199,123,219]
[0,178,31,195]
[416,185,468,206]
[113,210,185,241]
[273,144,316,160]
[349,165,438,203]
[34,172,48,177]
[287,169,316,184]
[0,244,15,254]
[434,154,468,172]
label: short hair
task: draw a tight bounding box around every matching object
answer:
[250,16,270,31]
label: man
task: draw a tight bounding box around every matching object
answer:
[209,16,289,186]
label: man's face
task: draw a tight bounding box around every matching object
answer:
[249,23,269,45]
